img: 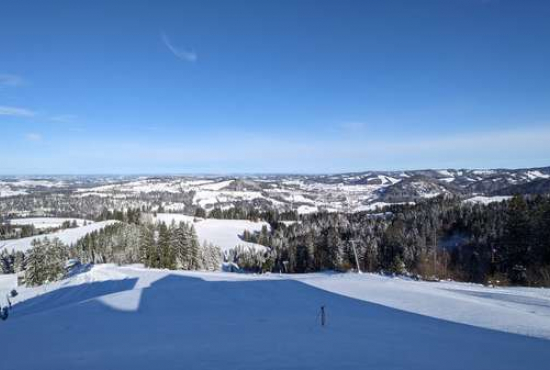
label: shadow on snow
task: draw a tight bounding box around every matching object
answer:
[4,273,550,370]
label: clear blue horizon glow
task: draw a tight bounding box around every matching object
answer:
[1,0,550,174]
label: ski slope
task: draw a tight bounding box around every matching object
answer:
[1,265,549,370]
[155,213,268,251]
[0,220,119,253]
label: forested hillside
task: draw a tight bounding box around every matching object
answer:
[3,194,549,287]
[245,194,550,286]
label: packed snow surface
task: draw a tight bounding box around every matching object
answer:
[0,221,118,253]
[1,265,550,370]
[155,213,268,251]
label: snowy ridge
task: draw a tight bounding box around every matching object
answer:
[2,166,550,215]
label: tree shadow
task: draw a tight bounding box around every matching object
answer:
[4,273,550,370]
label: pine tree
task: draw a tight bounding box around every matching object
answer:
[200,242,222,271]
[158,222,175,269]
[188,225,201,270]
[326,226,343,270]
[13,251,26,273]
[139,224,157,268]
[381,217,406,270]
[305,231,316,271]
[172,222,191,269]
[25,241,47,286]
[391,255,407,275]
[258,225,269,245]
[46,238,68,282]
[502,195,531,283]
[0,250,14,274]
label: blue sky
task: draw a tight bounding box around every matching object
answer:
[1,0,550,174]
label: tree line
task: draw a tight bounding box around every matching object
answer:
[2,194,550,287]
[230,195,550,286]
[0,219,80,241]
[0,220,222,286]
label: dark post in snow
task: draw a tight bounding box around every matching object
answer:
[0,305,8,321]
[321,305,326,327]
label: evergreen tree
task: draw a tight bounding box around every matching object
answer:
[139,224,157,268]
[188,225,201,270]
[502,195,531,283]
[25,240,47,286]
[200,242,222,271]
[158,222,176,269]
[46,238,68,282]
[176,222,191,269]
[13,251,26,273]
[0,250,14,274]
[381,217,406,270]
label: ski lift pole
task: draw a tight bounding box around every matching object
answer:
[347,191,362,274]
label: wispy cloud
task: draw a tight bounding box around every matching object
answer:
[0,105,35,117]
[25,133,42,142]
[161,32,198,62]
[50,114,78,123]
[0,74,24,87]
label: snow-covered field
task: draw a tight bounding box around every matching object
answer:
[0,179,66,197]
[155,213,268,251]
[7,217,91,229]
[0,187,27,198]
[75,177,399,214]
[464,195,513,205]
[0,273,17,292]
[2,168,550,215]
[1,265,549,370]
[0,221,118,253]
[1,213,266,254]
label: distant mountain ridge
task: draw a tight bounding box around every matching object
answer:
[1,166,549,214]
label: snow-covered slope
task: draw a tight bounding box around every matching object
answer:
[298,273,550,339]
[3,167,550,215]
[0,220,118,253]
[155,213,268,251]
[1,265,549,370]
[463,195,512,205]
[0,273,17,293]
[0,186,27,198]
[7,217,91,229]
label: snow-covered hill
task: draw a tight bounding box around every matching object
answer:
[7,217,91,229]
[0,221,118,253]
[2,166,550,215]
[1,264,549,370]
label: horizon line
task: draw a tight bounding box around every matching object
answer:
[0,164,549,178]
